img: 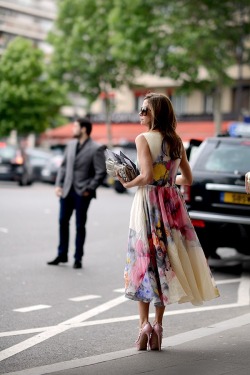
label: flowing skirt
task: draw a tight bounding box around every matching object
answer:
[124,185,220,306]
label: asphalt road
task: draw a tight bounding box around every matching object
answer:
[0,182,250,374]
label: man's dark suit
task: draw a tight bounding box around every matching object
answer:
[55,138,106,262]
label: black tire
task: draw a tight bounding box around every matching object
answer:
[114,180,126,194]
[19,172,29,186]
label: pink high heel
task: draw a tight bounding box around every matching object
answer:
[149,323,163,351]
[135,322,153,350]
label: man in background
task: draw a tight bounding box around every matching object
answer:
[47,117,106,269]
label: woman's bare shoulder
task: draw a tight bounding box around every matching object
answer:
[135,132,148,142]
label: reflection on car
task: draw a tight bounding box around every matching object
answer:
[180,136,250,258]
[26,148,53,181]
[41,153,63,184]
[0,143,33,186]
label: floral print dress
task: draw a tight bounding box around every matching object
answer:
[124,132,220,306]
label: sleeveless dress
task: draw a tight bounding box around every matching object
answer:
[124,132,220,306]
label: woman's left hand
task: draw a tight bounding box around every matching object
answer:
[116,173,129,188]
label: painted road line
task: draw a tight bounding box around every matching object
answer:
[1,275,249,338]
[61,295,126,325]
[2,313,250,375]
[0,301,248,338]
[215,278,241,285]
[0,295,127,362]
[237,275,250,305]
[13,305,51,313]
[163,312,250,348]
[68,295,101,302]
[0,227,8,233]
[113,288,124,293]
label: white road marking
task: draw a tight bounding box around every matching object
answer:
[114,279,242,293]
[1,275,249,339]
[0,295,126,362]
[68,295,101,302]
[2,313,250,375]
[113,288,125,293]
[13,305,51,313]
[163,312,250,347]
[215,278,241,285]
[237,275,250,305]
[0,227,8,233]
[0,301,247,338]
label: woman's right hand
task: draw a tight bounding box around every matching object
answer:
[245,172,250,194]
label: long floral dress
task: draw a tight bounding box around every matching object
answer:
[124,132,220,306]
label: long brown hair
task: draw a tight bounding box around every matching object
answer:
[144,92,182,159]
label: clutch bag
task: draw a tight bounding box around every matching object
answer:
[105,149,139,182]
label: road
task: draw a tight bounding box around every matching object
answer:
[0,182,250,374]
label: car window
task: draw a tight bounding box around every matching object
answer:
[188,146,200,162]
[195,141,250,173]
[0,146,15,159]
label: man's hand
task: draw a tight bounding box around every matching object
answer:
[55,186,62,197]
[82,191,90,197]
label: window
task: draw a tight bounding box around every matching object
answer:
[171,95,186,115]
[196,141,250,173]
[204,94,213,114]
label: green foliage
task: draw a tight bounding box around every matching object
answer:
[0,37,68,136]
[48,0,123,105]
[109,0,250,92]
[48,0,250,131]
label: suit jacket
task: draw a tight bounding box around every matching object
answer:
[55,138,106,198]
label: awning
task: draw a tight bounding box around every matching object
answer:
[40,121,231,146]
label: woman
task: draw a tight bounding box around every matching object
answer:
[117,93,220,352]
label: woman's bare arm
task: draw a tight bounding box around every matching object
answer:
[175,143,193,186]
[116,134,153,188]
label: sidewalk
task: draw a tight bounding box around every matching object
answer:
[6,313,250,375]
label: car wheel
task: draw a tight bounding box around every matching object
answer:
[19,172,29,186]
[114,180,126,193]
[194,227,218,259]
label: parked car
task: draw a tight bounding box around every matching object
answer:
[0,143,33,186]
[41,153,63,184]
[26,148,53,181]
[180,136,250,258]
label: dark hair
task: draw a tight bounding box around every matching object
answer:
[76,117,92,136]
[144,92,182,159]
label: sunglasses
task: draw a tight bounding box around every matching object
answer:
[139,106,150,116]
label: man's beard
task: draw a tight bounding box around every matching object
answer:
[73,133,81,139]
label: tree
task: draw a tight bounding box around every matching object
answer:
[48,0,124,146]
[0,37,67,137]
[109,0,250,134]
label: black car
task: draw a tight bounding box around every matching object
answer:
[40,153,63,184]
[0,143,33,186]
[180,136,250,258]
[26,148,53,181]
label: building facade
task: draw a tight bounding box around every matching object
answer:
[0,0,56,56]
[1,0,249,126]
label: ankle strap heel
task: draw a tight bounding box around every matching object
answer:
[149,323,163,351]
[135,322,153,351]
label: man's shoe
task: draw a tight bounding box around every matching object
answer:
[73,260,82,269]
[47,256,68,266]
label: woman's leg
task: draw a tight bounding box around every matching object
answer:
[136,301,152,350]
[149,305,165,351]
[153,305,165,326]
[138,301,150,328]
